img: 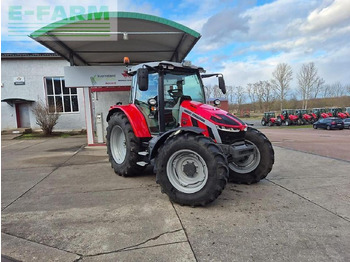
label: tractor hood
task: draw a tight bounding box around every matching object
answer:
[180,100,247,131]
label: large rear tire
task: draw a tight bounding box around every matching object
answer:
[228,128,274,184]
[106,112,146,177]
[156,133,228,206]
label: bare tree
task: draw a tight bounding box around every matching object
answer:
[213,85,222,98]
[246,83,257,111]
[320,84,332,98]
[312,77,325,99]
[297,62,324,109]
[204,84,213,100]
[234,86,245,111]
[330,82,345,97]
[271,63,293,111]
[32,100,61,135]
[253,81,274,112]
[226,85,234,103]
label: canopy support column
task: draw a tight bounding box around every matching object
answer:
[83,87,94,145]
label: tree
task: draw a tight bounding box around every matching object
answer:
[246,83,257,111]
[252,81,274,112]
[32,100,61,135]
[226,85,234,103]
[234,86,245,111]
[271,63,293,111]
[330,82,346,97]
[204,84,213,100]
[297,62,324,109]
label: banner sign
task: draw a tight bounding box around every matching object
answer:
[64,66,132,87]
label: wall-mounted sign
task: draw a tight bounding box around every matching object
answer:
[64,66,132,88]
[14,76,25,85]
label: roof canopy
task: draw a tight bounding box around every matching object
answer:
[30,12,201,66]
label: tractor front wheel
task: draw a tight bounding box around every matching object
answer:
[156,133,228,206]
[106,112,146,176]
[228,128,274,184]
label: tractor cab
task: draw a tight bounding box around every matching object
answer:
[329,107,347,119]
[281,109,298,125]
[313,108,329,119]
[295,109,312,124]
[261,112,279,126]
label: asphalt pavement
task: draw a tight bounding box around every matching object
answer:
[1,131,350,262]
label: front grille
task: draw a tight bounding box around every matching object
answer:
[218,129,245,144]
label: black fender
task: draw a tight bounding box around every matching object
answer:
[149,126,204,160]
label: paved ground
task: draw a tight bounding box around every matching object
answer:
[1,130,350,262]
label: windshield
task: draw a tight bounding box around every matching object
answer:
[164,72,205,104]
[133,70,205,134]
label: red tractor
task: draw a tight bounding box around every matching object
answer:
[329,107,347,119]
[106,61,274,206]
[278,109,298,125]
[261,112,280,126]
[345,107,350,117]
[312,108,329,120]
[295,109,313,125]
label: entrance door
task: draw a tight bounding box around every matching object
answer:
[16,103,31,128]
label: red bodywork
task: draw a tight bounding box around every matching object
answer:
[109,101,247,139]
[303,114,312,121]
[337,112,347,119]
[278,114,285,121]
[321,113,329,118]
[180,100,247,131]
[289,115,298,122]
[109,104,152,138]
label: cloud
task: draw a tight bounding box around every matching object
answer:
[188,0,350,92]
[301,0,350,32]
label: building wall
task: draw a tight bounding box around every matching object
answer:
[1,59,86,131]
[91,90,130,142]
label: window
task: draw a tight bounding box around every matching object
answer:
[45,77,79,113]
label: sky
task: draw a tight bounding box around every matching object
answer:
[1,0,350,97]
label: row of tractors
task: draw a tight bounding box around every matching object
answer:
[261,107,350,126]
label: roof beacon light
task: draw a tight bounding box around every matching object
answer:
[123,57,130,65]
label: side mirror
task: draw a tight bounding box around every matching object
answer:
[218,75,226,94]
[137,68,148,91]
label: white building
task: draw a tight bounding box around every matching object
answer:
[1,53,130,142]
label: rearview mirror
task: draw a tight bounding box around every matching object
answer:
[218,75,226,94]
[137,68,149,91]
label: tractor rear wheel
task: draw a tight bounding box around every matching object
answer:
[285,119,290,126]
[106,112,146,176]
[261,119,266,126]
[156,133,228,206]
[228,127,274,184]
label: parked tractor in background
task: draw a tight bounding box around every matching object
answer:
[106,60,274,207]
[295,109,313,125]
[345,107,350,117]
[312,108,329,120]
[261,112,280,126]
[278,109,299,125]
[329,107,347,119]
